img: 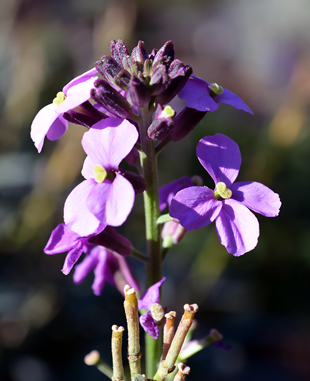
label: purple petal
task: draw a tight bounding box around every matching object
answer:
[30,103,67,152]
[169,186,222,231]
[73,252,98,284]
[92,247,117,296]
[138,277,166,310]
[159,176,193,211]
[230,181,281,217]
[196,134,241,187]
[215,199,259,256]
[61,242,84,275]
[64,179,106,236]
[214,89,253,114]
[86,174,135,227]
[62,67,97,95]
[44,223,81,255]
[82,119,139,170]
[114,253,140,293]
[178,76,219,112]
[139,311,159,339]
[57,77,97,114]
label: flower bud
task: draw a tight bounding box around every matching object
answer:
[95,56,123,86]
[170,107,207,141]
[126,75,151,106]
[156,64,192,105]
[109,38,129,67]
[153,40,174,69]
[120,169,147,194]
[91,79,133,119]
[150,65,170,95]
[162,220,187,248]
[131,41,148,70]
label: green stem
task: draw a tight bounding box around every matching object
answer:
[138,105,162,378]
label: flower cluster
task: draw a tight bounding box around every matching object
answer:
[31,37,280,298]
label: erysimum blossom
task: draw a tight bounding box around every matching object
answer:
[178,75,253,114]
[138,277,166,339]
[31,67,97,152]
[73,246,139,296]
[64,118,138,236]
[170,133,281,256]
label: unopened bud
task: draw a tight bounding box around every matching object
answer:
[171,107,207,141]
[151,303,164,321]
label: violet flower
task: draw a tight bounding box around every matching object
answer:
[170,133,281,256]
[73,246,139,296]
[44,223,101,275]
[64,118,138,236]
[178,75,253,114]
[138,277,166,339]
[31,68,97,152]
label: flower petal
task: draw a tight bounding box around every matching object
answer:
[178,76,219,112]
[62,67,97,95]
[86,174,135,227]
[230,181,281,217]
[159,176,194,211]
[138,277,166,310]
[64,179,106,236]
[57,77,97,114]
[30,103,67,152]
[92,247,117,295]
[82,119,139,170]
[215,199,259,256]
[169,186,222,231]
[140,311,159,339]
[214,89,253,114]
[61,242,84,275]
[196,133,241,186]
[73,252,98,284]
[44,223,80,254]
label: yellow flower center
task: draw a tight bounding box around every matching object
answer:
[214,182,232,199]
[159,105,175,119]
[210,83,224,95]
[53,91,66,105]
[93,164,107,183]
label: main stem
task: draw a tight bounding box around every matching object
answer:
[138,106,162,378]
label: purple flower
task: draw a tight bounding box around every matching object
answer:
[31,67,98,152]
[138,277,166,339]
[64,118,138,236]
[159,176,194,211]
[73,246,139,296]
[44,223,101,275]
[178,75,253,114]
[170,133,281,256]
[44,223,138,295]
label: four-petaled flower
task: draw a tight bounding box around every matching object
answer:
[31,68,97,152]
[64,118,138,236]
[138,277,166,339]
[178,75,253,114]
[170,133,281,256]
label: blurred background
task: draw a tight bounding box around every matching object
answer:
[1,0,310,380]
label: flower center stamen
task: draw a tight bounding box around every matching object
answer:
[210,83,224,95]
[214,182,232,200]
[159,105,175,119]
[53,91,66,105]
[93,164,107,183]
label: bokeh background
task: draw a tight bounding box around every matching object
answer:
[1,0,310,380]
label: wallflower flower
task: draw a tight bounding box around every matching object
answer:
[170,133,281,256]
[138,277,166,339]
[64,118,138,236]
[31,68,97,152]
[178,75,253,114]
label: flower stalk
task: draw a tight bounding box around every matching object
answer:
[124,285,141,378]
[153,304,198,381]
[161,311,177,362]
[111,325,126,381]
